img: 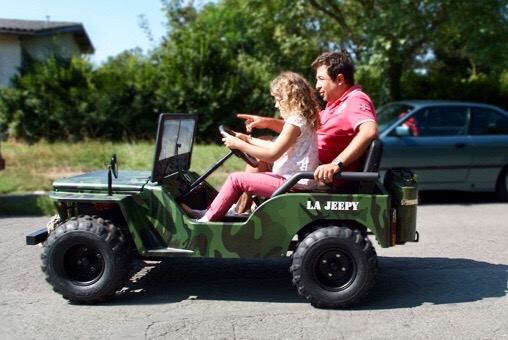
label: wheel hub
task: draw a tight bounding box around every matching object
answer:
[63,244,104,284]
[320,251,350,280]
[314,249,356,290]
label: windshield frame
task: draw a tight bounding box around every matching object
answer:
[151,113,198,182]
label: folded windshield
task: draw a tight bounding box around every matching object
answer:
[151,114,198,182]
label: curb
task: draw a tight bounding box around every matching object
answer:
[0,192,53,216]
[0,191,49,202]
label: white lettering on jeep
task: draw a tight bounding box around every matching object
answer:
[306,201,359,211]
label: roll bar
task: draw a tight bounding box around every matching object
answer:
[270,171,379,198]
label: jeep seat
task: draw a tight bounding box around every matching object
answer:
[269,139,383,198]
[356,139,384,193]
[308,138,383,194]
[361,139,384,173]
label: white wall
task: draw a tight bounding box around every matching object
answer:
[0,35,21,88]
[0,33,82,88]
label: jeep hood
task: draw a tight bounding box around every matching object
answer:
[52,170,151,193]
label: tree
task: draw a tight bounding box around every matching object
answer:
[156,0,330,141]
[2,55,97,142]
[309,0,508,102]
[94,50,161,140]
[0,50,161,142]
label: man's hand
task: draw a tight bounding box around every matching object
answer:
[314,163,341,183]
[237,113,269,132]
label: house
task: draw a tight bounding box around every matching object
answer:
[0,18,94,87]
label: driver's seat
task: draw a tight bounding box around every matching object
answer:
[355,139,383,193]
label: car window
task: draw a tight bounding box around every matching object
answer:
[405,106,468,137]
[377,103,414,133]
[470,108,508,135]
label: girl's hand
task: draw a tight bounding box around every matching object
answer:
[222,134,241,149]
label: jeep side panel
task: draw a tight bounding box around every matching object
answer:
[113,187,393,258]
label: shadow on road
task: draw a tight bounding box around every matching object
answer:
[105,256,507,309]
[112,257,301,305]
[365,257,507,310]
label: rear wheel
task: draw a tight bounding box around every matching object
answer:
[291,226,377,308]
[41,215,131,303]
[496,167,508,202]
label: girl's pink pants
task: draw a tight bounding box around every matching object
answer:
[204,171,287,221]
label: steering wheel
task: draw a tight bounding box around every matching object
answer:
[219,125,259,168]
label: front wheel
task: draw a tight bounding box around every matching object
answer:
[291,226,377,308]
[41,215,131,303]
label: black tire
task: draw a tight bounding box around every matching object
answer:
[291,226,377,308]
[496,167,508,202]
[41,215,131,303]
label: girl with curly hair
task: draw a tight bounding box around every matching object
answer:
[181,71,321,222]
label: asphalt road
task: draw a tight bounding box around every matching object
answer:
[1,192,507,340]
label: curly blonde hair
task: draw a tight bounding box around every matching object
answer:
[270,72,321,131]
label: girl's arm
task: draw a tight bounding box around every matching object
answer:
[234,133,274,149]
[224,123,300,163]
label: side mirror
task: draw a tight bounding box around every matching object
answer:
[110,154,118,178]
[108,154,118,196]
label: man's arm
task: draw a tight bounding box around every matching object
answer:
[314,121,378,183]
[237,114,285,134]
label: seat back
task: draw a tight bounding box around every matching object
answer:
[362,139,384,172]
[358,139,384,192]
[268,139,385,199]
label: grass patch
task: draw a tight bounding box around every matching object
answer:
[0,141,154,193]
[0,141,246,216]
[0,141,245,194]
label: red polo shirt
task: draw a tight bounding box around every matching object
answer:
[317,85,377,171]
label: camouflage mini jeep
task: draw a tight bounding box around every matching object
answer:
[26,113,419,308]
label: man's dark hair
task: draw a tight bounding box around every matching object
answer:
[311,50,355,85]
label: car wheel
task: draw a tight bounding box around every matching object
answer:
[496,167,508,202]
[41,215,131,303]
[291,226,377,308]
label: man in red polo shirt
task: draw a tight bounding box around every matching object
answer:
[235,50,378,212]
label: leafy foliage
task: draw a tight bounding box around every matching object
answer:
[0,0,507,143]
[93,50,161,140]
[0,51,161,142]
[310,0,508,103]
[155,0,328,141]
[2,55,99,142]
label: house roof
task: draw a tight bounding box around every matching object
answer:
[0,18,94,53]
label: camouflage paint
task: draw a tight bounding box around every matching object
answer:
[50,169,399,260]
